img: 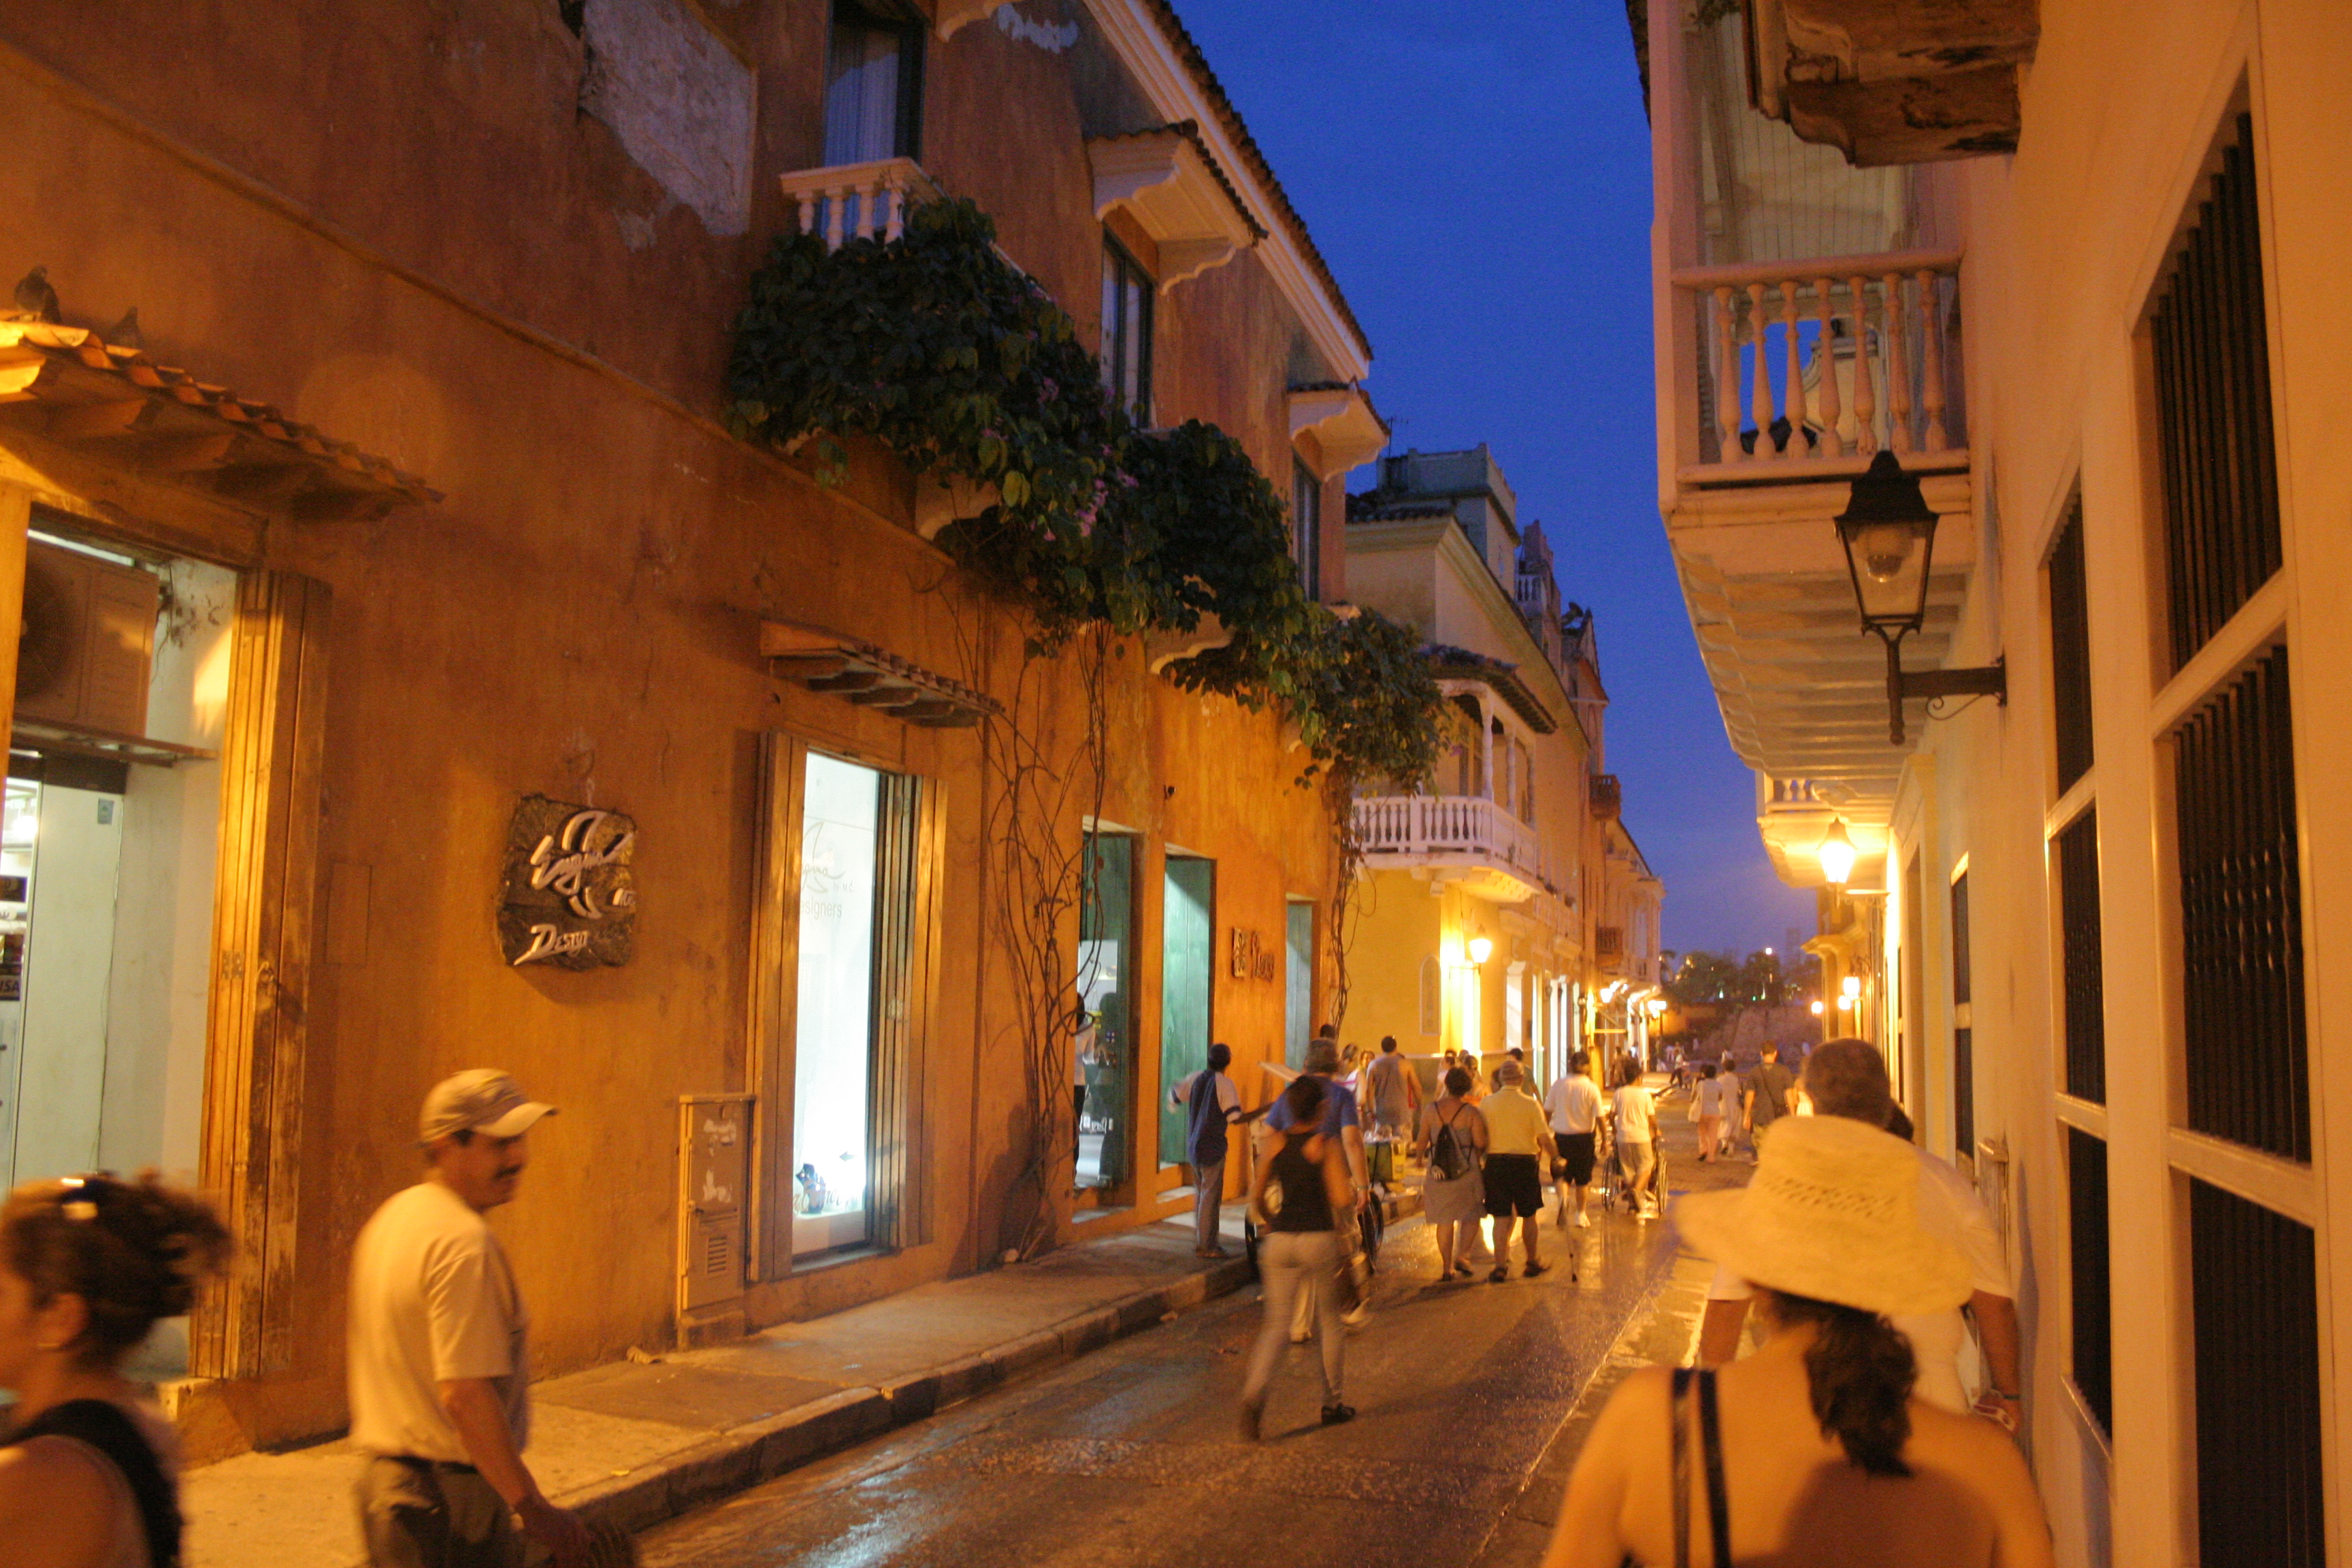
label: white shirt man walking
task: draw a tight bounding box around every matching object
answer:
[1544,1050,1604,1228]
[348,1070,594,1568]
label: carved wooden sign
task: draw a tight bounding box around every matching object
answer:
[500,795,637,969]
[1229,927,1279,983]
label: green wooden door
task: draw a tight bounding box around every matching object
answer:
[1159,856,1213,1166]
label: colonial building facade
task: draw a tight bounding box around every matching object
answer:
[0,0,1387,1457]
[1639,0,2351,1562]
[1342,446,1663,1091]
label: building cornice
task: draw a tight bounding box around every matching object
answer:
[1081,0,1373,380]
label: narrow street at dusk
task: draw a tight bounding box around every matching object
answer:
[636,1109,1737,1568]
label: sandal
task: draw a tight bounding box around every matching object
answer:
[1488,1266,1509,1284]
[1522,1260,1550,1278]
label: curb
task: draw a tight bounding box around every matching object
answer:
[546,1254,1256,1545]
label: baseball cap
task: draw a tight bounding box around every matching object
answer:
[419,1069,557,1144]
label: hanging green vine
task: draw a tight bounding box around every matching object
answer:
[725,194,1445,789]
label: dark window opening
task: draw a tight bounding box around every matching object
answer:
[2177,644,2307,1160]
[2064,1126,2111,1435]
[2152,112,2281,672]
[559,0,586,36]
[2048,496,2094,794]
[2056,809,2105,1104]
[826,2,924,165]
[1100,238,1154,424]
[1950,870,1973,1157]
[2190,1179,2322,1567]
[1292,459,1322,600]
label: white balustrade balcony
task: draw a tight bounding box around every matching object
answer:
[1672,248,1967,483]
[777,157,945,250]
[1353,794,1558,906]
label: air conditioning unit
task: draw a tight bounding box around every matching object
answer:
[16,541,159,737]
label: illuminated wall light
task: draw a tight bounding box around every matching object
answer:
[1818,818,1857,886]
[1467,935,1494,965]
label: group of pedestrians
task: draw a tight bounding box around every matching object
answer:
[0,1067,614,1568]
[1544,1037,2053,1568]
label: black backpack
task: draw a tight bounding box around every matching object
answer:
[7,1399,180,1568]
[1431,1105,1473,1180]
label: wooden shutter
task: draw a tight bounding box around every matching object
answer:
[191,570,330,1379]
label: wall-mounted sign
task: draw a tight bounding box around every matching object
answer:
[1229,927,1278,983]
[500,795,637,968]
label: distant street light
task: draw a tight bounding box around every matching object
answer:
[1835,452,2007,743]
[1810,1000,1825,1017]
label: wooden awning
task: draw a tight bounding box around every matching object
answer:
[0,322,440,520]
[760,619,998,728]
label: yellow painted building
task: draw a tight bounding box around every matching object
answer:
[1341,448,1662,1092]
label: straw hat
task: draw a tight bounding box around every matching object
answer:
[1671,1114,1970,1317]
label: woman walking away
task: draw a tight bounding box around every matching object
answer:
[1694,1062,1729,1162]
[1241,1075,1358,1439]
[1541,1116,2053,1568]
[0,1173,232,1568]
[1414,1066,1489,1281]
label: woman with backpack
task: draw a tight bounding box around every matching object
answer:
[1412,1065,1490,1283]
[1241,1075,1359,1439]
[0,1172,231,1568]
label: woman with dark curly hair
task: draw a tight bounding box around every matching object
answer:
[0,1172,230,1568]
[1541,1115,2053,1568]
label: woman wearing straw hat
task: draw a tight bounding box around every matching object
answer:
[1541,1115,2053,1568]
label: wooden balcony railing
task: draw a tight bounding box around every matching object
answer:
[1353,794,1558,893]
[1672,248,1965,478]
[777,157,945,249]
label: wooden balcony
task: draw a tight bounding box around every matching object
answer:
[1353,794,1561,906]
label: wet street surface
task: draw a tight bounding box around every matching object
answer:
[640,1119,1745,1568]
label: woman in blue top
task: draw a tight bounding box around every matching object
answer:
[1239,1075,1358,1440]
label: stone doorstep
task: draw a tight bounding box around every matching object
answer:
[190,1251,1256,1568]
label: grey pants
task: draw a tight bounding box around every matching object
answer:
[1193,1158,1226,1250]
[357,1455,521,1568]
[1245,1230,1344,1409]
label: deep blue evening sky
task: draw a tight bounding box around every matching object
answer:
[1179,0,1812,959]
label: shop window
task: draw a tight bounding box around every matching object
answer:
[1291,459,1322,601]
[1157,855,1212,1166]
[1100,237,1154,423]
[2151,113,2280,674]
[752,736,928,1269]
[2064,1126,2111,1436]
[1075,833,1134,1190]
[2190,1178,2322,1567]
[2175,646,2305,1160]
[824,1,923,165]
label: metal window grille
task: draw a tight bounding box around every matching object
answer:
[2176,645,2307,1160]
[1951,872,1974,1156]
[2152,113,2281,672]
[2047,497,2094,793]
[2055,811,2105,1103]
[2063,1126,2110,1435]
[2190,1179,2323,1567]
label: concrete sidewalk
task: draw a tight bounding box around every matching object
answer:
[182,1215,1264,1568]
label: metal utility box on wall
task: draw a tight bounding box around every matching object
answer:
[677,1094,752,1345]
[17,540,158,737]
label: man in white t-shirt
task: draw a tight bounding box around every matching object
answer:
[1696,1040,2023,1430]
[349,1070,593,1568]
[1611,1071,1662,1218]
[1544,1051,1605,1228]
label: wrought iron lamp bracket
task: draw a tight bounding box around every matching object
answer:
[1874,630,2006,745]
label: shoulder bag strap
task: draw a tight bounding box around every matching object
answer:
[1670,1367,1694,1568]
[1697,1369,1733,1567]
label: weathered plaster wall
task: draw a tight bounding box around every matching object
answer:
[0,0,1351,1454]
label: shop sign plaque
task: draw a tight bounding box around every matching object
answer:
[500,795,637,968]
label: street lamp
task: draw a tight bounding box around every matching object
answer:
[1645,997,1667,1019]
[1818,817,1857,887]
[1835,451,2006,744]
[1467,935,1493,965]
[1810,1000,1825,1017]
